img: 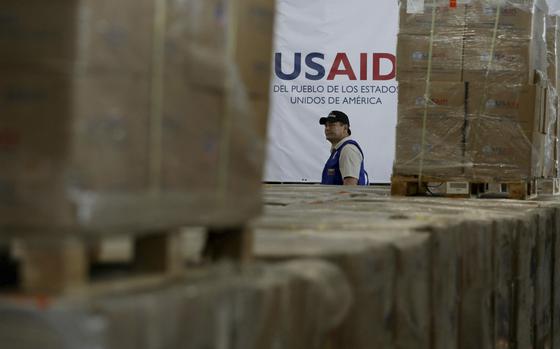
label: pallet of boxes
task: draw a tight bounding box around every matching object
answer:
[392,0,560,199]
[0,1,355,348]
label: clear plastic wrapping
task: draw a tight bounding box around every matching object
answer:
[395,81,466,177]
[462,28,537,84]
[396,34,464,81]
[0,0,275,235]
[399,0,467,36]
[543,86,558,177]
[395,0,557,182]
[546,15,559,87]
[465,82,545,180]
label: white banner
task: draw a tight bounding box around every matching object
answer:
[264,0,399,183]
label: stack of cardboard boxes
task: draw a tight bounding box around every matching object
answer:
[0,0,275,232]
[394,0,559,183]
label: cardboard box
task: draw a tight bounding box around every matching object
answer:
[462,29,534,84]
[178,0,275,96]
[465,80,546,180]
[398,81,466,119]
[399,2,466,36]
[0,261,352,349]
[395,82,466,177]
[467,83,543,127]
[395,81,464,176]
[0,73,267,231]
[161,84,265,196]
[0,0,155,75]
[235,0,276,96]
[394,79,549,180]
[465,0,535,35]
[465,117,542,180]
[394,115,465,177]
[396,34,463,81]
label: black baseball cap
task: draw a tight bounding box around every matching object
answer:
[319,110,351,134]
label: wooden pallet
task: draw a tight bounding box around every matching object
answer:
[1,226,253,296]
[391,175,538,200]
[536,178,560,196]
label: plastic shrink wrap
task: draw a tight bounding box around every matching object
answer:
[395,0,560,182]
[0,0,275,236]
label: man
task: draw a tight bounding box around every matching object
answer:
[319,110,368,185]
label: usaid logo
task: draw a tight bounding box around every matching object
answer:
[480,52,514,63]
[482,145,494,155]
[480,52,491,62]
[482,5,496,16]
[415,96,448,106]
[483,5,518,16]
[486,99,497,108]
[412,51,426,61]
[275,52,396,81]
[486,99,519,108]
[412,143,433,154]
[415,96,426,106]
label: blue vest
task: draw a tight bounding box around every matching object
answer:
[321,140,368,185]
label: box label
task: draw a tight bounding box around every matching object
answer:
[407,0,425,14]
[446,182,470,194]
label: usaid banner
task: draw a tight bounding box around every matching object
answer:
[264,0,399,183]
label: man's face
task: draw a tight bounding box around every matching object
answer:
[324,121,348,143]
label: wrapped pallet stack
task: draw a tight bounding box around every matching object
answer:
[395,0,468,179]
[393,0,560,198]
[0,0,274,233]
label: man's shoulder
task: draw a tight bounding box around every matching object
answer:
[340,139,362,152]
[335,137,359,149]
[339,142,362,160]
